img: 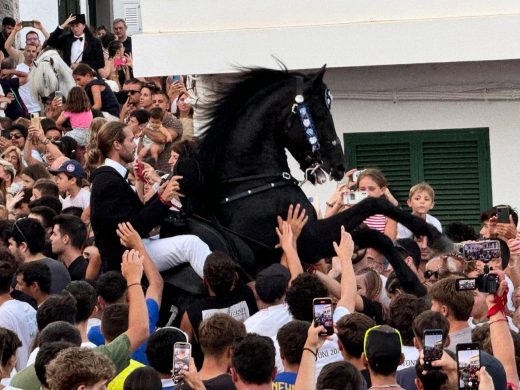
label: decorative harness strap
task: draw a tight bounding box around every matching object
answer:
[293,76,320,154]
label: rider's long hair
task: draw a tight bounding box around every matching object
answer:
[85,121,125,171]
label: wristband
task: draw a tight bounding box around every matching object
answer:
[159,195,172,207]
[303,347,317,361]
[127,283,141,288]
[489,318,507,325]
[487,284,509,318]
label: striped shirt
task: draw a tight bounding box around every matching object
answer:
[364,214,387,233]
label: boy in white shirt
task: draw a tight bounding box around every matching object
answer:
[50,159,90,210]
[397,182,442,239]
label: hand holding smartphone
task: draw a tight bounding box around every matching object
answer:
[173,342,191,383]
[313,297,333,336]
[456,343,480,390]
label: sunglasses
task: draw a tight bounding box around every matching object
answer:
[11,134,23,140]
[128,90,140,95]
[423,270,439,279]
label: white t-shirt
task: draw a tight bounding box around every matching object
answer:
[62,187,90,209]
[398,345,419,371]
[397,214,442,239]
[0,299,38,371]
[244,303,292,339]
[15,63,40,113]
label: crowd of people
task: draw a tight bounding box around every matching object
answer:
[0,11,519,390]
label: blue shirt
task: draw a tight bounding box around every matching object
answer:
[88,298,159,364]
[272,372,297,390]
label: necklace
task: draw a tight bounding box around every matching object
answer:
[370,385,401,389]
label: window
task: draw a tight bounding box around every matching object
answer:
[344,128,492,228]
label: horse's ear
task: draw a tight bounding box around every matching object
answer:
[310,64,327,86]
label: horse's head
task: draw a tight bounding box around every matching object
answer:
[30,49,75,104]
[282,66,346,184]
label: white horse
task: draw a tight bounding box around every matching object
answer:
[30,49,75,106]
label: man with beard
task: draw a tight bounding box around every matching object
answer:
[89,121,211,273]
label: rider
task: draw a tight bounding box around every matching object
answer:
[88,121,211,275]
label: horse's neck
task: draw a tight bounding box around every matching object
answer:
[221,97,290,179]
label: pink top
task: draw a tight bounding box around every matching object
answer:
[63,110,93,129]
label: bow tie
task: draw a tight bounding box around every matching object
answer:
[73,36,83,42]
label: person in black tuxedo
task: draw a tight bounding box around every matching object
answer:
[47,14,104,72]
[89,121,211,273]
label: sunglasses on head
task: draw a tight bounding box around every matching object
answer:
[424,270,439,279]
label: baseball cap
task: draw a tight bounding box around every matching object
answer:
[364,325,403,374]
[49,159,84,180]
[255,264,290,304]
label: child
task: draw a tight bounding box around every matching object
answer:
[50,159,90,210]
[138,107,172,164]
[357,168,399,240]
[56,86,93,146]
[397,182,442,239]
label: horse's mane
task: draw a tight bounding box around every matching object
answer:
[197,67,305,179]
[30,49,75,99]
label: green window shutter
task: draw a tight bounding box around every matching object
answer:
[344,128,491,230]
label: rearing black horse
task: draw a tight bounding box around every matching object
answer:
[172,66,447,278]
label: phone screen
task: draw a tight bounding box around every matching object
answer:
[0,130,11,139]
[21,21,35,28]
[313,298,333,336]
[423,330,443,368]
[457,344,480,390]
[173,342,191,383]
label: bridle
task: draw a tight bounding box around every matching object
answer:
[33,54,61,102]
[219,75,338,204]
[290,75,340,186]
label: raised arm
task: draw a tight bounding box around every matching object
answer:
[4,22,22,59]
[117,221,164,306]
[333,226,357,313]
[486,275,519,386]
[33,20,49,40]
[121,249,150,351]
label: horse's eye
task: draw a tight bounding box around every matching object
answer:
[325,89,333,110]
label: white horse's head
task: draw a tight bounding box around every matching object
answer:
[30,49,75,104]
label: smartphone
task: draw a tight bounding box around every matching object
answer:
[423,329,444,369]
[173,342,191,383]
[136,160,146,181]
[313,297,333,336]
[55,90,64,106]
[114,58,126,67]
[496,206,509,224]
[0,130,10,139]
[456,343,480,390]
[455,278,477,291]
[462,240,501,262]
[21,21,35,28]
[170,75,181,83]
[30,112,40,128]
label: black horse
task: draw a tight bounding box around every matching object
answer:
[161,66,448,301]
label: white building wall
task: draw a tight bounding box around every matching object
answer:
[18,0,59,47]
